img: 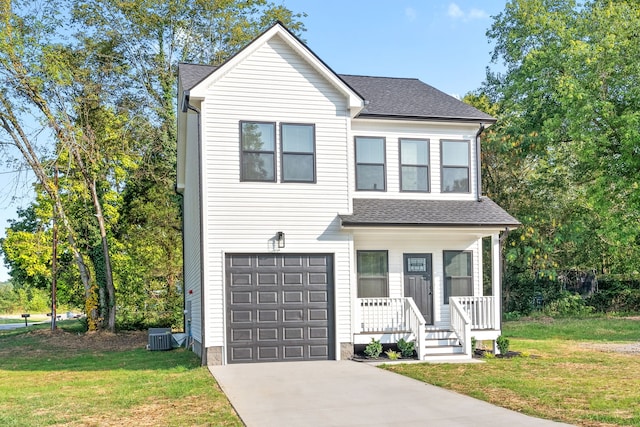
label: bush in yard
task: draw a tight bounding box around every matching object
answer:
[543,291,593,317]
[496,335,510,355]
[396,338,415,358]
[385,349,401,360]
[364,338,383,358]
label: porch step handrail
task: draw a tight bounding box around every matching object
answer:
[403,297,426,360]
[357,297,426,359]
[449,297,472,356]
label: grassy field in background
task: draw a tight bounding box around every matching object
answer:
[0,321,242,426]
[384,317,640,427]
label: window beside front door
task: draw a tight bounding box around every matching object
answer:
[400,138,430,192]
[443,250,473,304]
[355,136,386,191]
[281,123,315,182]
[240,121,276,181]
[357,251,388,297]
[441,140,470,193]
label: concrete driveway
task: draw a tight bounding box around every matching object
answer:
[210,360,573,427]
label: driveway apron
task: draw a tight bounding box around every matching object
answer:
[210,360,573,427]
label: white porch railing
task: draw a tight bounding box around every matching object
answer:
[357,297,426,359]
[449,297,472,356]
[452,296,497,330]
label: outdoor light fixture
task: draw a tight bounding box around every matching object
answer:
[276,231,285,248]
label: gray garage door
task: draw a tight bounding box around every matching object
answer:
[225,254,334,363]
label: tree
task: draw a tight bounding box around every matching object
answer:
[1,0,305,329]
[485,0,640,278]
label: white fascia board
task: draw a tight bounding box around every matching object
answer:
[188,24,364,116]
[341,225,510,239]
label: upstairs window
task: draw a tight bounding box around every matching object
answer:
[240,121,276,182]
[355,137,386,191]
[443,251,473,304]
[400,138,430,192]
[441,140,470,192]
[357,251,389,298]
[281,123,315,182]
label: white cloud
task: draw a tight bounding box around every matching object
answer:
[468,8,489,20]
[448,3,488,22]
[405,7,417,22]
[447,3,464,19]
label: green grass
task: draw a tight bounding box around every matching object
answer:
[0,321,242,426]
[384,316,640,427]
[504,316,640,341]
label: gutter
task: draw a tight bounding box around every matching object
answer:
[475,124,485,202]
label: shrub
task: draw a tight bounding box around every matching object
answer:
[385,349,401,360]
[496,335,510,355]
[471,336,477,353]
[543,292,593,317]
[364,338,383,358]
[396,338,415,358]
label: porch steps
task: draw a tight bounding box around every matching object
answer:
[422,329,467,360]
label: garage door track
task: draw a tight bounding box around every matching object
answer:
[210,360,573,427]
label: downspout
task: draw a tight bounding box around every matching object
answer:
[184,91,207,366]
[475,123,485,202]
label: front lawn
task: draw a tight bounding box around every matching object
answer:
[0,321,242,426]
[384,317,640,427]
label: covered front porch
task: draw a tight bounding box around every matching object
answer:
[350,230,505,361]
[355,295,500,360]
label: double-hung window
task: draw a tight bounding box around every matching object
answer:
[240,121,276,181]
[441,140,470,192]
[443,251,473,304]
[357,251,389,298]
[281,123,315,182]
[355,137,386,191]
[400,138,430,192]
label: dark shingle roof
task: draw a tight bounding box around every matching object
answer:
[178,64,494,122]
[338,74,494,122]
[340,198,520,227]
[179,63,217,91]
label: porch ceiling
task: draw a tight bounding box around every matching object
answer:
[340,197,520,228]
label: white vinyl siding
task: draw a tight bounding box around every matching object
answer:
[350,120,479,199]
[199,35,353,350]
[182,111,203,343]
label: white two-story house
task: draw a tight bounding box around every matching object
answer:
[176,23,519,365]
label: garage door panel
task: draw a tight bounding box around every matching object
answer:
[230,273,252,286]
[283,291,303,303]
[257,255,278,267]
[257,291,278,304]
[283,309,304,322]
[258,328,278,341]
[231,310,252,323]
[258,347,278,360]
[257,273,277,285]
[308,290,327,303]
[283,255,303,267]
[230,291,252,304]
[308,309,327,321]
[230,329,252,342]
[257,310,278,322]
[226,254,333,363]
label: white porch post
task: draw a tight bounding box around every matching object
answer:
[492,232,502,353]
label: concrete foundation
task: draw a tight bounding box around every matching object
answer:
[340,342,354,360]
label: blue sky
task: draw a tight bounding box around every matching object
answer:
[0,1,508,282]
[282,0,508,96]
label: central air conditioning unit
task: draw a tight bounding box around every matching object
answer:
[148,328,172,351]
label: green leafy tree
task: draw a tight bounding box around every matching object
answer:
[476,0,640,311]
